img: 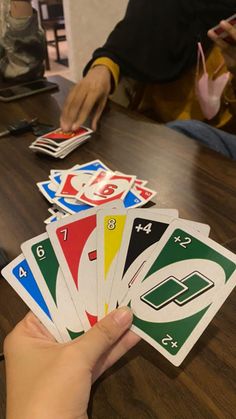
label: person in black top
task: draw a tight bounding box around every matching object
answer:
[60,0,235,131]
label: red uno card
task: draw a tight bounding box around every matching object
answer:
[47,208,99,329]
[134,179,148,186]
[133,184,157,203]
[41,126,92,143]
[56,172,93,198]
[77,170,136,206]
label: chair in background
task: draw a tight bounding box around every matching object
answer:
[38,1,66,70]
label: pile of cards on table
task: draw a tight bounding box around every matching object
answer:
[2,200,236,366]
[36,159,157,224]
[29,126,92,158]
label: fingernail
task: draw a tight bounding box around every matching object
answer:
[113,307,133,327]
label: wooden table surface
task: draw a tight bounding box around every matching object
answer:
[0,75,236,419]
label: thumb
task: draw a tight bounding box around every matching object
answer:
[74,307,133,368]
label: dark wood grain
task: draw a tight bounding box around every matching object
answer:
[0,75,235,419]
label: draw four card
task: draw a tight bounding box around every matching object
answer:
[110,210,177,312]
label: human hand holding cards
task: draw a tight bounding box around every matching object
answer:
[2,197,236,366]
[4,308,138,419]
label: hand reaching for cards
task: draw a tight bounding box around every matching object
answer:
[208,20,236,76]
[60,66,112,132]
[4,308,139,419]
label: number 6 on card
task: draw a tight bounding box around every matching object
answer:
[76,170,136,206]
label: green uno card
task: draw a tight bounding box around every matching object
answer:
[175,272,214,305]
[140,276,188,310]
[130,220,236,366]
[21,233,84,341]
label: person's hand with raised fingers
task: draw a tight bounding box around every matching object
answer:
[60,65,112,132]
[4,307,139,419]
[208,20,236,76]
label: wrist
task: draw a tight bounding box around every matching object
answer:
[90,65,112,93]
[91,57,120,93]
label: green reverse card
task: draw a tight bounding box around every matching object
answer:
[130,221,236,366]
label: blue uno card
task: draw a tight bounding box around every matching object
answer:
[77,160,109,172]
[1,254,62,341]
[37,180,57,203]
[52,174,62,184]
[124,190,142,208]
[54,197,92,214]
[12,258,51,318]
[52,160,110,185]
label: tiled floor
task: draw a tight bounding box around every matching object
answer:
[45,29,72,81]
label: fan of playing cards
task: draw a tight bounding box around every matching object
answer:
[36,160,157,224]
[2,199,236,366]
[29,126,93,158]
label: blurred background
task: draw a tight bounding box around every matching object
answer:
[32,0,128,81]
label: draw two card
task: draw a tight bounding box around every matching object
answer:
[130,220,236,366]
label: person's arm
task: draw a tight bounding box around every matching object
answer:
[4,308,139,419]
[60,57,119,132]
[0,0,46,82]
[61,0,236,132]
[91,57,120,91]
